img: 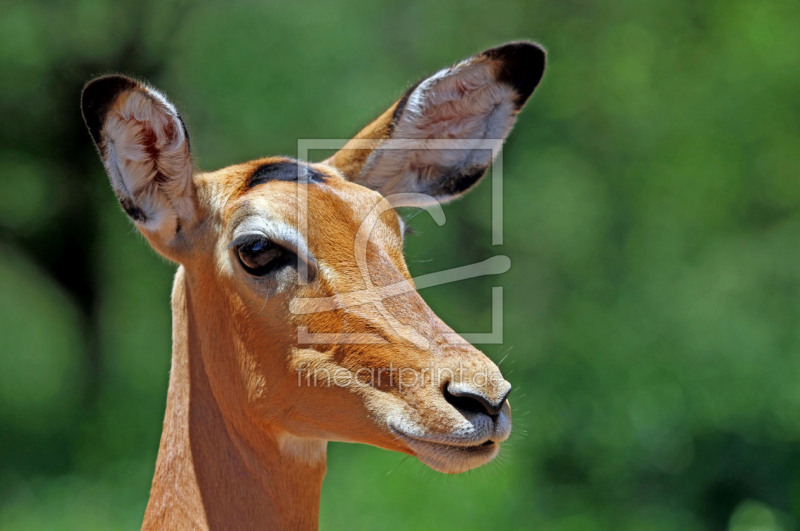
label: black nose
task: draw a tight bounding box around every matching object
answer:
[444,383,511,417]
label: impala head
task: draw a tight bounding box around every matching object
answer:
[82,42,545,474]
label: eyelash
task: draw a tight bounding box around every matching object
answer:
[235,236,293,276]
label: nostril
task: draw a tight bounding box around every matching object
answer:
[443,386,483,415]
[444,384,510,417]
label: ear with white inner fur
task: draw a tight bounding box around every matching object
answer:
[81,75,198,254]
[325,41,546,204]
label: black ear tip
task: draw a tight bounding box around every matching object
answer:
[483,41,547,108]
[81,75,139,145]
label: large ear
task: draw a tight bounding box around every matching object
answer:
[81,75,198,255]
[324,41,546,204]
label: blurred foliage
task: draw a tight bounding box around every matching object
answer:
[1,0,799,529]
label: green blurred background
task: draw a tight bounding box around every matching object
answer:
[1,0,799,529]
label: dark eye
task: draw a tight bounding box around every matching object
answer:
[236,238,287,275]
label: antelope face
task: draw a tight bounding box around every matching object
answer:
[82,42,545,473]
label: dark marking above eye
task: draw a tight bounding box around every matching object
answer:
[246,160,327,189]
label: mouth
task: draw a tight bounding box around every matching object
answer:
[391,428,501,474]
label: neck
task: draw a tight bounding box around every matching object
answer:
[142,267,327,530]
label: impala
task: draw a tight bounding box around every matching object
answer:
[81,41,545,529]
